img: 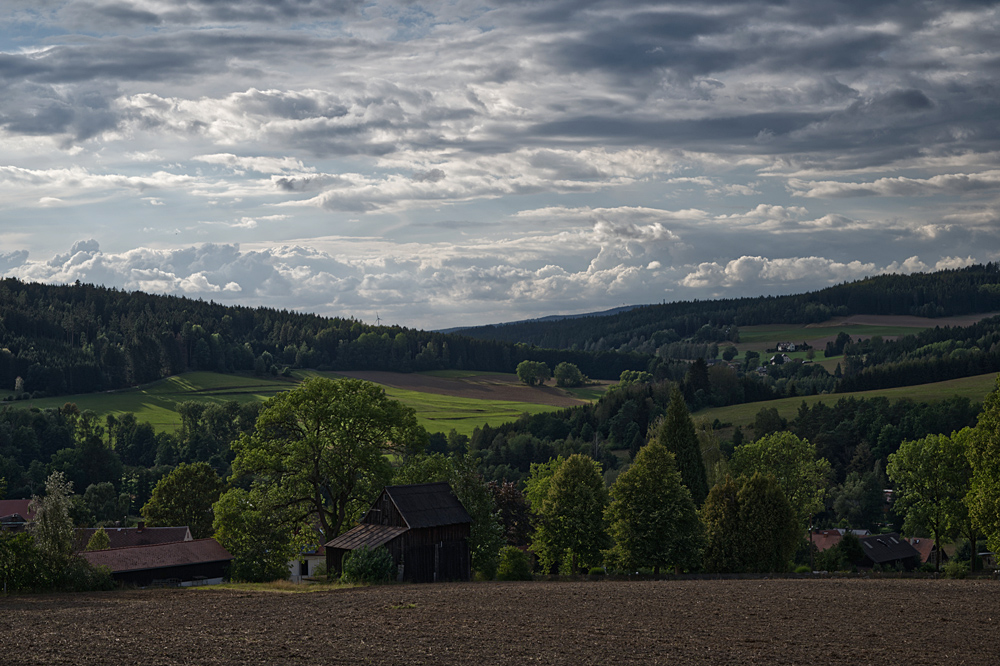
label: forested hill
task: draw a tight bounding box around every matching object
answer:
[0,279,650,398]
[458,264,1000,350]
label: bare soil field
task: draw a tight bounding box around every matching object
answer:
[336,370,594,408]
[3,578,998,665]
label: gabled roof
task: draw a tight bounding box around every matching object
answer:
[74,526,192,551]
[79,538,231,574]
[325,523,408,551]
[907,537,944,564]
[810,530,842,553]
[859,533,920,564]
[383,482,472,529]
[0,499,34,522]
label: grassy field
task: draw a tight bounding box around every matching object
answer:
[738,323,925,345]
[8,370,563,436]
[694,372,1000,429]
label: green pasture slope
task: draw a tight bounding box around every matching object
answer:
[10,371,563,436]
[694,372,1000,429]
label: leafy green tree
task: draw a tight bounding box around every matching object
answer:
[213,487,296,582]
[604,441,704,574]
[141,462,224,539]
[964,379,1000,556]
[85,527,110,551]
[29,471,76,568]
[83,482,127,526]
[887,433,971,571]
[730,431,831,532]
[702,473,799,573]
[553,362,586,387]
[529,454,608,574]
[650,391,708,505]
[394,453,504,579]
[232,377,427,545]
[831,469,884,531]
[751,406,787,439]
[495,546,532,581]
[516,360,551,387]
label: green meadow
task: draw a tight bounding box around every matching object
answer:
[694,372,1000,429]
[7,371,563,436]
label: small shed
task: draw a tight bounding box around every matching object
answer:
[80,538,232,586]
[326,482,472,583]
[855,533,921,571]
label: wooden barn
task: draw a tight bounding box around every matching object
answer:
[325,482,472,583]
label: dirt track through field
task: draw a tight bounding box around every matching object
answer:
[337,371,591,408]
[3,579,998,665]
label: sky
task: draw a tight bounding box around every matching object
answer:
[1,0,999,329]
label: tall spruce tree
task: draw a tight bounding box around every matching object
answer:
[651,391,708,505]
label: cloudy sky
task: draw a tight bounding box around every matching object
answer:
[1,1,998,328]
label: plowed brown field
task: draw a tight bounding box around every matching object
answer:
[336,370,599,408]
[3,579,998,665]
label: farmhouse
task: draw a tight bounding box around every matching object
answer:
[326,482,472,583]
[856,533,921,571]
[80,538,233,587]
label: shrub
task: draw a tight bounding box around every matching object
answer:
[943,560,969,579]
[495,546,532,581]
[341,546,395,584]
[794,565,811,574]
[588,566,605,576]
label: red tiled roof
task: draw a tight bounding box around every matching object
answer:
[810,530,842,552]
[74,526,192,551]
[79,538,232,573]
[907,537,938,564]
[0,499,34,521]
[325,523,407,551]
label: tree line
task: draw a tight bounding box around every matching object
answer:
[0,278,652,400]
[458,263,1000,351]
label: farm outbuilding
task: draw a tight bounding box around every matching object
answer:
[326,482,472,583]
[80,538,233,586]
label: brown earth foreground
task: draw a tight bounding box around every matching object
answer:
[2,579,999,665]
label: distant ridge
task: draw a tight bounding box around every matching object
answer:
[437,304,642,334]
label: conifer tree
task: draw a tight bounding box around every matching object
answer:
[86,526,111,551]
[651,391,708,505]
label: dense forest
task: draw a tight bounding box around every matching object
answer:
[458,264,1000,351]
[0,278,651,398]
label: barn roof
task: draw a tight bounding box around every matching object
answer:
[79,538,232,574]
[74,526,192,551]
[383,482,472,529]
[325,523,407,551]
[859,533,920,564]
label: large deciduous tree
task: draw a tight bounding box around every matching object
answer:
[964,379,1000,557]
[528,454,608,574]
[650,390,708,505]
[29,471,76,566]
[730,431,830,532]
[888,433,971,571]
[516,360,551,387]
[141,462,225,539]
[702,473,799,573]
[604,441,704,574]
[231,377,427,545]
